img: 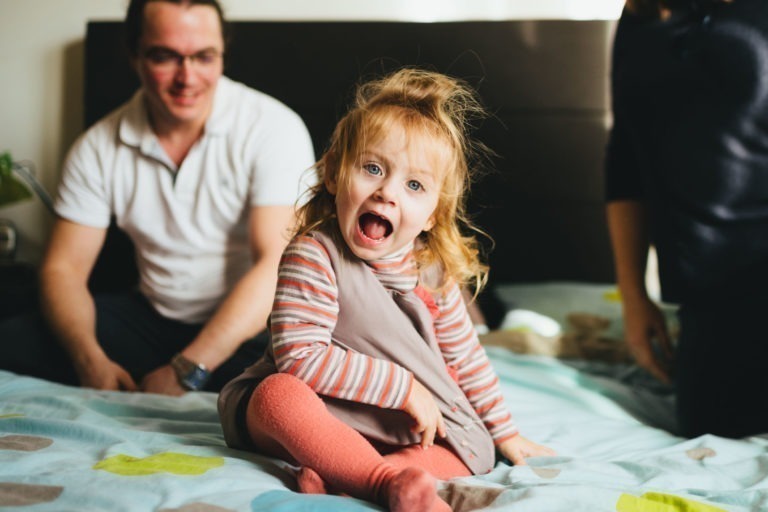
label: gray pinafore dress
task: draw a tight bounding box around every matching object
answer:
[218,230,495,474]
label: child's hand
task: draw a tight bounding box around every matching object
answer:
[403,379,446,448]
[497,435,556,466]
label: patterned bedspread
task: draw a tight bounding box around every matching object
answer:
[1,283,764,511]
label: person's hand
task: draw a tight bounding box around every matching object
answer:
[402,379,446,449]
[75,355,137,392]
[140,364,186,396]
[622,295,673,384]
[497,435,556,466]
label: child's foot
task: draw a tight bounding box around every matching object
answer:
[387,467,451,512]
[296,466,328,494]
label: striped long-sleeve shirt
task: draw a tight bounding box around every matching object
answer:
[269,234,518,443]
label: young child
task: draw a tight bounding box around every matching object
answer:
[218,68,554,512]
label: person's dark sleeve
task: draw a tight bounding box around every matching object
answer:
[605,10,646,203]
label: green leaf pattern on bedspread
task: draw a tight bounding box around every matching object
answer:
[94,452,225,476]
[617,492,727,511]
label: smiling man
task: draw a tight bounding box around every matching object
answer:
[0,0,315,395]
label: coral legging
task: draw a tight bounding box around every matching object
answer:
[245,373,471,503]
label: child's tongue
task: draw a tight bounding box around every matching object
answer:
[360,213,390,240]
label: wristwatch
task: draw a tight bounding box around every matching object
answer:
[170,353,211,391]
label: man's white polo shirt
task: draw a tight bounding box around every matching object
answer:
[55,76,316,323]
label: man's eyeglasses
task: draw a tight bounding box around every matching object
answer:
[141,47,222,71]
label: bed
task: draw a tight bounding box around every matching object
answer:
[1,282,763,511]
[4,18,763,512]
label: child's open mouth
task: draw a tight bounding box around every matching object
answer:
[358,212,393,241]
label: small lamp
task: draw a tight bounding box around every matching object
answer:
[0,151,54,260]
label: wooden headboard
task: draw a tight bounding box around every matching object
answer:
[84,20,616,295]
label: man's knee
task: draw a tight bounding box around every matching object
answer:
[0,312,76,384]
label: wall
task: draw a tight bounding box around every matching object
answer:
[0,0,622,263]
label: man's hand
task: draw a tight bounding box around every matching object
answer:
[497,435,556,466]
[402,379,446,449]
[75,355,138,392]
[623,295,673,384]
[141,365,186,396]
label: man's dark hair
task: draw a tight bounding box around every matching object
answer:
[124,0,230,58]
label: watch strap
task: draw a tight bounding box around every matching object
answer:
[171,353,211,391]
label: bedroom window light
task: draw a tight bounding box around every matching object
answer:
[388,0,624,22]
[562,0,625,20]
[388,0,624,21]
[230,0,625,22]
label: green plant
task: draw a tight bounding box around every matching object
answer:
[0,151,33,208]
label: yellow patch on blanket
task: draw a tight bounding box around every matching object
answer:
[616,492,726,512]
[93,452,224,476]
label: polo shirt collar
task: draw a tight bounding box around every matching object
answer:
[204,75,233,136]
[118,90,154,153]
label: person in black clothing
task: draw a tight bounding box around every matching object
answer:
[605,0,768,438]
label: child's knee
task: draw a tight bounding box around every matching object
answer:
[245,372,326,451]
[249,373,313,416]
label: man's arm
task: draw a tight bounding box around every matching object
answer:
[140,204,294,394]
[39,218,138,390]
[606,199,672,383]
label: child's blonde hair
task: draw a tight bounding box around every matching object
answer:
[296,67,490,294]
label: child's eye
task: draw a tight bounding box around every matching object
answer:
[363,163,383,176]
[407,180,423,192]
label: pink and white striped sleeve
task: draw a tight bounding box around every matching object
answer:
[433,282,518,443]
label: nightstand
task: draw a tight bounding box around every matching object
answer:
[0,261,38,320]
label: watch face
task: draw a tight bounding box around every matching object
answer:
[182,366,210,391]
[172,354,210,391]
